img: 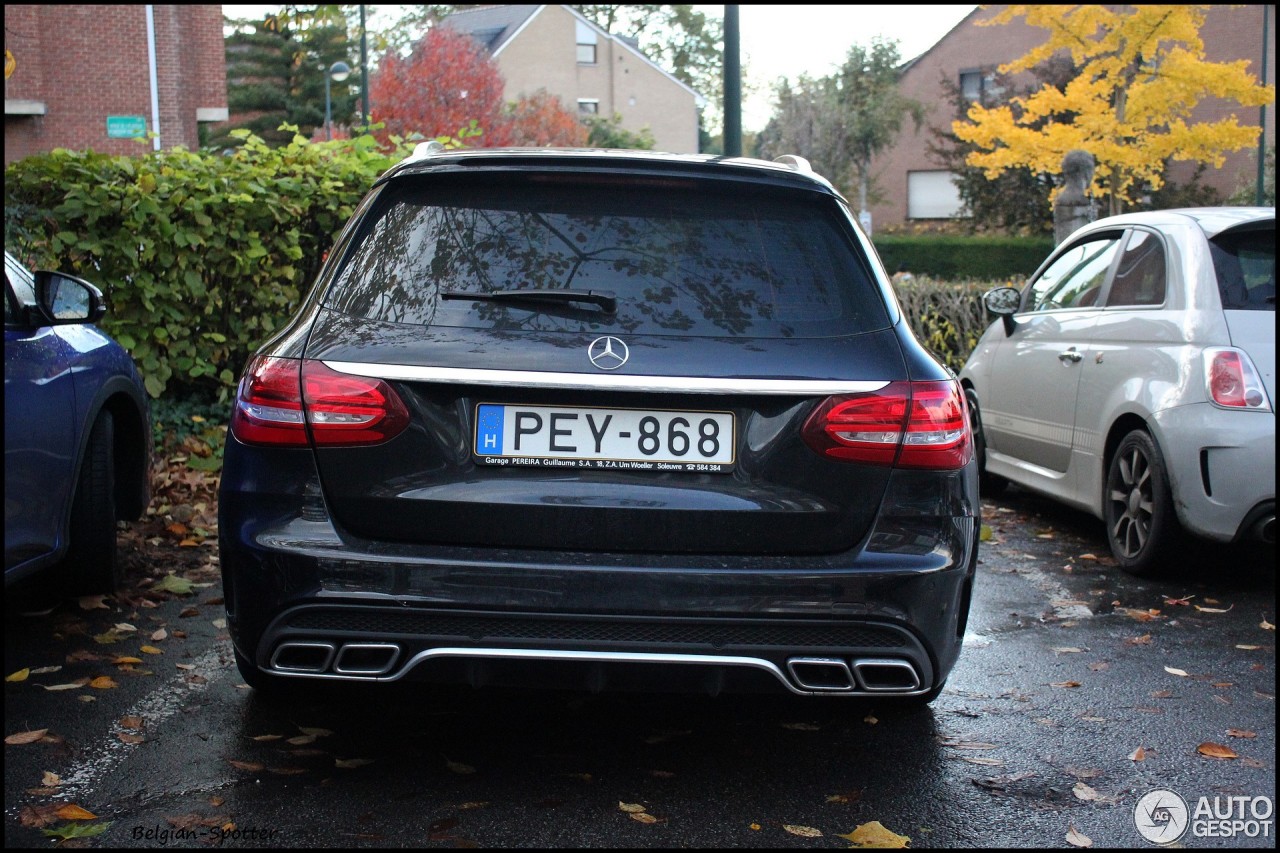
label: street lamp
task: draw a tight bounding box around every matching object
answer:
[324,60,352,141]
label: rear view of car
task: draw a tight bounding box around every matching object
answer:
[220,148,980,702]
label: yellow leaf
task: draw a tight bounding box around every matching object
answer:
[630,812,660,824]
[840,821,911,848]
[54,804,97,821]
[783,825,823,838]
[113,657,143,665]
[618,802,647,813]
[5,729,49,745]
[5,668,30,682]
[1197,742,1239,760]
[89,676,118,689]
[140,646,164,655]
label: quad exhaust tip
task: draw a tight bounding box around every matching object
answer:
[787,656,923,693]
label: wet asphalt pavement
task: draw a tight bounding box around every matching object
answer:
[4,485,1275,848]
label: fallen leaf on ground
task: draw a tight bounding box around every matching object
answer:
[1051,647,1083,654]
[5,729,49,745]
[1262,617,1275,630]
[630,812,661,824]
[1197,742,1239,760]
[42,771,61,786]
[1129,746,1147,761]
[227,760,264,772]
[54,805,97,820]
[41,679,90,691]
[335,758,375,769]
[139,646,164,655]
[78,595,110,610]
[1066,825,1092,847]
[89,676,118,689]
[1163,595,1194,606]
[1072,783,1099,801]
[1163,666,1189,677]
[1051,681,1082,688]
[1125,634,1153,645]
[1195,604,1233,613]
[1226,729,1257,739]
[840,821,910,848]
[784,825,823,837]
[618,802,646,813]
[6,668,30,682]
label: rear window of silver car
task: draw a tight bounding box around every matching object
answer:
[1212,224,1275,311]
[324,176,889,338]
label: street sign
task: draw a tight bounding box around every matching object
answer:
[106,116,147,139]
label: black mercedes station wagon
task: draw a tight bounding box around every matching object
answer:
[219,146,980,703]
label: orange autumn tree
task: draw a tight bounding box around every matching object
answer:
[370,26,505,145]
[371,27,586,149]
[493,89,588,147]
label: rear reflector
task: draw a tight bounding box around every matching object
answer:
[231,356,410,447]
[801,379,972,469]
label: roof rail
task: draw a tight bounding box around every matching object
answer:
[773,154,813,173]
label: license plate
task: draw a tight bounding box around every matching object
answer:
[474,404,735,472]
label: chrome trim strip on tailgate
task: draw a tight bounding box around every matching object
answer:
[322,362,889,396]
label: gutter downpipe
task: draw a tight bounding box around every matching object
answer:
[146,5,161,151]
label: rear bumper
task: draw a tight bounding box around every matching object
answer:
[1154,404,1275,543]
[219,450,979,697]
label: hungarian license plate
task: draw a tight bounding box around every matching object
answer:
[474,404,735,472]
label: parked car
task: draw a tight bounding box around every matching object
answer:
[4,250,152,596]
[220,146,980,702]
[961,208,1274,576]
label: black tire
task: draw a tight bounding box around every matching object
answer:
[1104,430,1183,577]
[964,388,1007,497]
[64,411,120,595]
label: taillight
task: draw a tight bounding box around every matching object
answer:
[1205,347,1271,411]
[231,356,410,447]
[801,380,972,469]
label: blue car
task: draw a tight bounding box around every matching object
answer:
[4,250,152,596]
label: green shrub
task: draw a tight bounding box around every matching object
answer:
[873,234,1053,280]
[892,276,1010,372]
[4,128,418,400]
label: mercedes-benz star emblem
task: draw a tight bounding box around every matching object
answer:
[588,336,629,370]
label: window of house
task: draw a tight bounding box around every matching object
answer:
[576,21,598,64]
[577,100,600,115]
[958,69,1002,104]
[907,171,965,219]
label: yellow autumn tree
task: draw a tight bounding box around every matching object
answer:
[953,5,1275,215]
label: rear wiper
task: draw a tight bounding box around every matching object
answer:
[441,288,617,313]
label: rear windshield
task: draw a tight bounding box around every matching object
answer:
[324,175,889,337]
[1211,224,1275,311]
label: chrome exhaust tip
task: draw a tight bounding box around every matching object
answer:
[270,642,336,673]
[334,643,401,676]
[787,657,856,692]
[852,658,923,692]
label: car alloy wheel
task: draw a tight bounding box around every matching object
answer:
[1105,429,1181,577]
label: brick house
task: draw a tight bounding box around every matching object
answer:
[440,4,704,154]
[4,5,228,166]
[870,4,1276,233]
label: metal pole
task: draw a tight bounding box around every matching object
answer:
[723,5,741,157]
[1257,4,1270,205]
[360,5,370,132]
[325,73,333,141]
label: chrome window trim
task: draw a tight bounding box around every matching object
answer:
[322,361,889,396]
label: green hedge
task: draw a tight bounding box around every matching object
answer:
[4,128,417,400]
[891,277,998,373]
[873,235,1053,280]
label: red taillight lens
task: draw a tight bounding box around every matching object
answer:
[801,380,972,469]
[230,356,409,447]
[1204,347,1271,411]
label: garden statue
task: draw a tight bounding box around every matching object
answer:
[1054,149,1097,245]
